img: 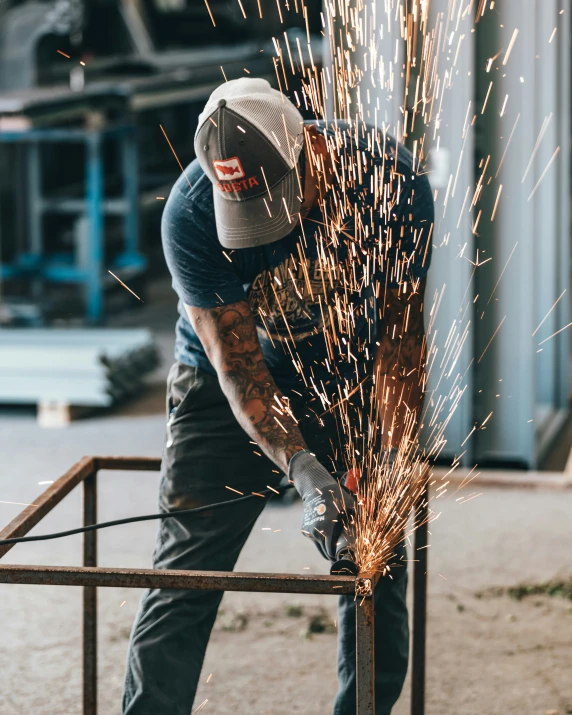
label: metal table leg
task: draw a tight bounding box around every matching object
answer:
[26,140,42,300]
[121,128,139,259]
[86,133,103,323]
[356,576,376,714]
[411,479,429,715]
[83,472,97,715]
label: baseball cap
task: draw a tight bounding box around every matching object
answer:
[194,77,304,249]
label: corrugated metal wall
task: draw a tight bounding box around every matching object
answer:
[324,0,571,468]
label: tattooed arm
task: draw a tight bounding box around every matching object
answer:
[185,301,306,473]
[373,280,427,450]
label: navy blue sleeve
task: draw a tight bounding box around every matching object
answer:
[162,182,246,309]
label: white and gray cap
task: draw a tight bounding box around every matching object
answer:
[194,77,304,249]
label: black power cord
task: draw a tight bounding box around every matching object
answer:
[0,484,295,547]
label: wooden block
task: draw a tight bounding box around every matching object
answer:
[37,401,96,428]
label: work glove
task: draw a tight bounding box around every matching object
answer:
[288,450,355,562]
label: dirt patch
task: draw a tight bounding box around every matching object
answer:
[1,582,571,714]
[476,577,572,603]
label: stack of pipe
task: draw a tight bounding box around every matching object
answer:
[0,329,159,407]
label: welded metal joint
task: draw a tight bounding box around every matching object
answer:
[355,576,373,598]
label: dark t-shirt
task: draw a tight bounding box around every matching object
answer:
[162,120,434,396]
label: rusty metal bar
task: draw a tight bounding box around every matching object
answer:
[0,456,95,559]
[83,473,97,715]
[94,456,161,472]
[355,576,376,714]
[0,564,356,595]
[411,478,429,715]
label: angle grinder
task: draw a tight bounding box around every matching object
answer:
[330,467,361,576]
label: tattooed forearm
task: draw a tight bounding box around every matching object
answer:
[186,301,306,473]
[374,281,427,450]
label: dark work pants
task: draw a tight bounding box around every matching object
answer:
[122,363,409,714]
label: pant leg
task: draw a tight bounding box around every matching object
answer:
[123,364,279,715]
[333,542,409,715]
[295,390,410,714]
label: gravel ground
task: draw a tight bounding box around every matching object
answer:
[1,333,571,715]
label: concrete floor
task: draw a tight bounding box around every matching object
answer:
[1,313,571,714]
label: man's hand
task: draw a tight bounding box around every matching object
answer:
[289,451,355,561]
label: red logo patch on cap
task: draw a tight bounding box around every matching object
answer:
[213,157,245,181]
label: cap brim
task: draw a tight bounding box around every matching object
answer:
[213,168,302,249]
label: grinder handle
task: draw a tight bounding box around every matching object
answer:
[330,466,362,576]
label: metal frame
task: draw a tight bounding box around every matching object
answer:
[0,456,428,714]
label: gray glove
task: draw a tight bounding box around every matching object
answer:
[289,451,355,562]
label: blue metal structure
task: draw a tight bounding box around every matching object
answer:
[0,124,146,322]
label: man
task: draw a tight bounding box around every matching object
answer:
[123,77,433,714]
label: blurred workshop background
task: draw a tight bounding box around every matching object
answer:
[0,2,571,715]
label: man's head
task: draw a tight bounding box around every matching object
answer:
[194,78,330,249]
